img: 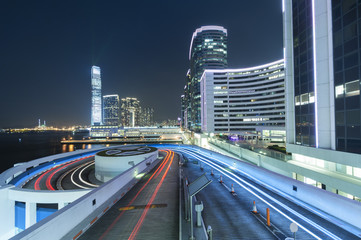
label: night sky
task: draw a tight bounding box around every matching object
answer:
[0,0,283,128]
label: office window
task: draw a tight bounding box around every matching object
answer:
[345,80,360,97]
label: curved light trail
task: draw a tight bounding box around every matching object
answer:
[78,162,99,188]
[70,161,96,189]
[34,156,92,190]
[176,148,342,240]
[45,157,92,190]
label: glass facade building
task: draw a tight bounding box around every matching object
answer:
[187,26,228,131]
[292,0,316,147]
[332,0,361,153]
[284,0,361,200]
[91,66,102,126]
[103,95,120,126]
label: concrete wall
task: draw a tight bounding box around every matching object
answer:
[287,143,361,169]
[0,147,109,187]
[0,148,109,240]
[210,139,361,197]
[0,186,15,240]
[10,156,159,240]
[95,149,158,182]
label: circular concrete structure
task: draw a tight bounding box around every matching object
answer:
[95,146,158,182]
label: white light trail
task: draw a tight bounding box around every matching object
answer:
[176,148,342,240]
[70,162,95,189]
[79,162,99,188]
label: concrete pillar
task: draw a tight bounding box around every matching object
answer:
[257,155,262,167]
[25,202,36,228]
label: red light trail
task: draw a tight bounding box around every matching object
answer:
[34,156,92,190]
[98,150,172,240]
[128,150,174,240]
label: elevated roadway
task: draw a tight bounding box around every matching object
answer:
[176,147,360,240]
[22,156,100,190]
[4,144,361,240]
[78,150,179,240]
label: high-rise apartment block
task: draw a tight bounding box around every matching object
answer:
[103,95,120,126]
[141,107,154,126]
[120,97,141,127]
[184,26,228,131]
[284,0,361,199]
[91,66,102,126]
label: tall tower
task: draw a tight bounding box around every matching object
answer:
[91,66,102,126]
[103,95,120,126]
[189,26,228,131]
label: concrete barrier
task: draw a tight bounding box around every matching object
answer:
[0,147,110,187]
[10,156,160,240]
[194,146,361,231]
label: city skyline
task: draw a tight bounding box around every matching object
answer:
[0,0,283,128]
[2,1,361,238]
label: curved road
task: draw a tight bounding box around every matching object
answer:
[79,150,178,240]
[22,156,100,190]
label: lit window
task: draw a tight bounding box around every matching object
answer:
[301,93,309,105]
[335,85,344,98]
[295,96,300,106]
[304,177,316,186]
[345,80,360,97]
[309,92,315,103]
[354,167,361,178]
[347,166,353,175]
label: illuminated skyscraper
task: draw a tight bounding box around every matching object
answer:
[91,66,102,126]
[103,95,120,126]
[120,97,141,127]
[188,26,228,131]
[140,107,154,126]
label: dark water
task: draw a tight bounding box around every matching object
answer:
[0,132,90,174]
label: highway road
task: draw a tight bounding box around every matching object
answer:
[79,150,179,240]
[175,146,358,240]
[11,144,361,239]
